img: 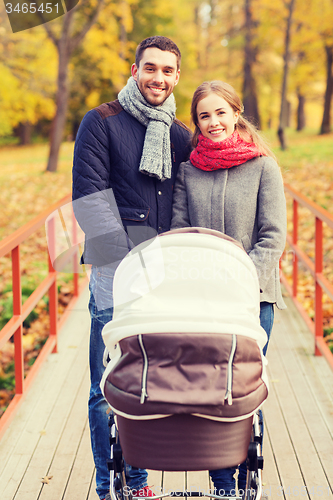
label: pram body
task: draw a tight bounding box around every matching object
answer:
[100,228,268,496]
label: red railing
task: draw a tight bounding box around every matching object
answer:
[280,183,333,370]
[1,183,333,437]
[0,194,87,439]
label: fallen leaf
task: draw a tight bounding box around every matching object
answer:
[41,475,53,484]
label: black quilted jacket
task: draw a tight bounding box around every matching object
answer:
[72,100,192,266]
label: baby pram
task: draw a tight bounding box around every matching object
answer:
[100,227,269,500]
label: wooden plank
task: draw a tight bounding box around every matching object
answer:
[263,364,305,498]
[163,471,185,495]
[278,294,333,405]
[281,299,333,438]
[187,470,211,496]
[270,308,333,491]
[0,296,91,500]
[148,470,163,495]
[87,481,100,500]
[261,420,283,500]
[62,418,95,500]
[0,346,89,500]
[0,349,63,476]
[38,370,91,500]
[0,287,90,473]
[8,312,90,499]
[266,341,330,495]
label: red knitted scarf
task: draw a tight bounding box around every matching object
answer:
[190,131,263,171]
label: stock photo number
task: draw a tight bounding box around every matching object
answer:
[3,0,80,33]
[5,2,61,14]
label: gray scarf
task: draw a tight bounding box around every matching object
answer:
[118,77,176,181]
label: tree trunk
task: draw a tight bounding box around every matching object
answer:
[72,119,80,141]
[277,0,296,150]
[194,5,201,67]
[320,45,333,135]
[242,0,261,128]
[16,121,32,145]
[44,1,104,172]
[46,44,70,172]
[117,1,128,89]
[296,92,306,131]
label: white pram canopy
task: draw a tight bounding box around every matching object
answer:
[102,228,267,350]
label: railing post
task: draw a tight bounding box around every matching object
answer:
[47,217,58,353]
[293,199,298,298]
[315,217,323,356]
[12,245,24,395]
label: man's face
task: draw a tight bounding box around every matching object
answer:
[131,47,180,106]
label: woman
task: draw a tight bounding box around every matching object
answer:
[171,81,287,496]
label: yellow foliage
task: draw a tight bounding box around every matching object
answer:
[0,28,57,135]
[86,90,102,110]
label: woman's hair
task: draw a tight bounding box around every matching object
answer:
[190,80,275,159]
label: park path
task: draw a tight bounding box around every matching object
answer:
[0,286,332,500]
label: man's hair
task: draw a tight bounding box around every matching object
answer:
[135,36,181,70]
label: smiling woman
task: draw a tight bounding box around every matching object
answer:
[197,93,239,142]
[171,79,287,495]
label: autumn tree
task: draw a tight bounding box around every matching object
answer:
[291,19,323,132]
[43,0,105,172]
[67,0,136,138]
[320,45,333,134]
[277,0,296,149]
[317,0,333,134]
[0,7,57,141]
[242,0,261,127]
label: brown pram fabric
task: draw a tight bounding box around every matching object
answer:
[116,413,253,471]
[104,333,267,420]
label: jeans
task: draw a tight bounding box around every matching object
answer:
[88,266,148,500]
[209,301,274,496]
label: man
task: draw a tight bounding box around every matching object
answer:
[72,36,192,500]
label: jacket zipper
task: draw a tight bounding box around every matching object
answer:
[138,334,148,404]
[224,334,237,405]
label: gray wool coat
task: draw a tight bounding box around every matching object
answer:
[171,156,287,309]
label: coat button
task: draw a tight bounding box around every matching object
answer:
[139,214,145,218]
[158,191,162,195]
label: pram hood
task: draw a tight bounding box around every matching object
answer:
[101,228,269,422]
[102,228,267,347]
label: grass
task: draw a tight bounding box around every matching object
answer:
[263,128,333,207]
[0,141,74,239]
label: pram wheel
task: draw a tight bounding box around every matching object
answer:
[242,412,264,500]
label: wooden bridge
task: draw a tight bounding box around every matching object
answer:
[0,286,332,500]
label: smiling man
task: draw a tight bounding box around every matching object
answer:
[72,36,192,500]
[132,45,180,105]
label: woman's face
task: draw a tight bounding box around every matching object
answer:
[196,93,239,142]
